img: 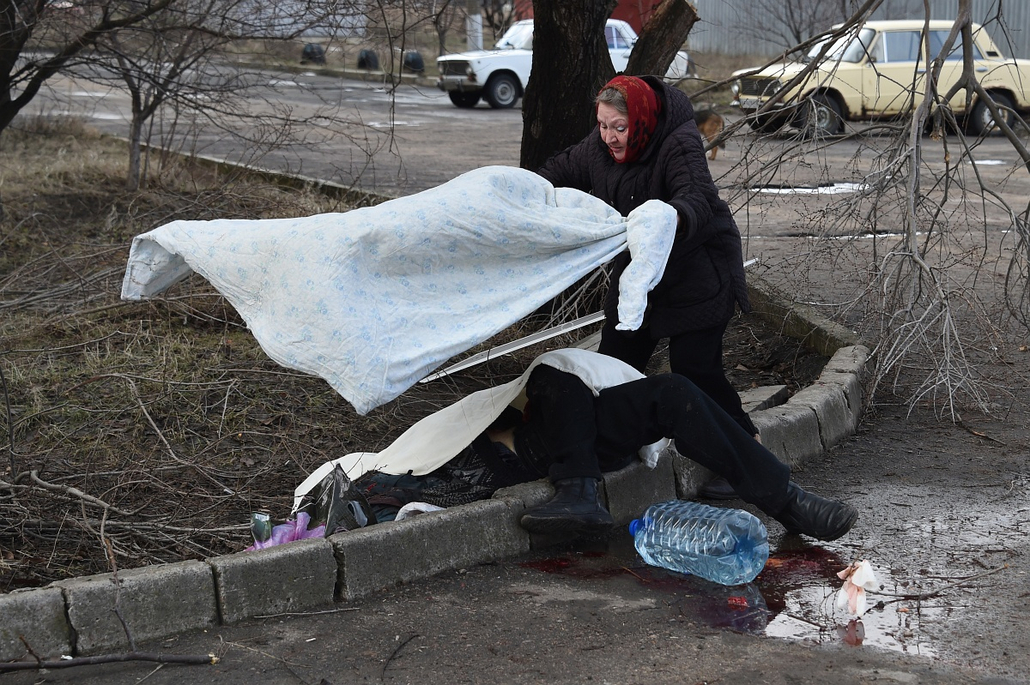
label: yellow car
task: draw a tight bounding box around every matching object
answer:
[731,20,1030,135]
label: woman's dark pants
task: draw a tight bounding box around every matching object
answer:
[597,319,759,437]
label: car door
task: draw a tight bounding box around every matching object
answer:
[862,29,924,116]
[927,29,984,111]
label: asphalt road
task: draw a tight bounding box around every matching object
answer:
[39,69,524,198]
[37,66,1027,236]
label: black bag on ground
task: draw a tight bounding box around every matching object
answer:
[352,431,537,522]
[297,465,377,534]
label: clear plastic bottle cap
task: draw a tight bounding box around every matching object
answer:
[628,518,643,536]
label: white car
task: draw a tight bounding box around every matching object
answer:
[437,18,693,109]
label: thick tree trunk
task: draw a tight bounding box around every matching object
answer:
[519,0,618,171]
[625,0,699,78]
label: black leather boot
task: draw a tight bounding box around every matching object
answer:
[520,477,614,535]
[773,483,859,541]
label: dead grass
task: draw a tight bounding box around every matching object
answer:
[0,115,824,590]
[0,118,601,588]
[0,117,387,587]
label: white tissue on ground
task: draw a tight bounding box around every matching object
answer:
[836,560,879,616]
[395,502,445,521]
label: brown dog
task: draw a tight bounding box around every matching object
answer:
[695,109,725,161]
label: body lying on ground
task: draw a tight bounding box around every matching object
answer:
[296,349,858,542]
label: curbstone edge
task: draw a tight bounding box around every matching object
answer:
[56,560,216,656]
[208,538,337,624]
[602,456,678,525]
[0,587,71,662]
[332,498,529,601]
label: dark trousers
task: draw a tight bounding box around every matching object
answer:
[597,319,759,437]
[514,365,791,515]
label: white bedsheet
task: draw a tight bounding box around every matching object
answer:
[121,166,674,414]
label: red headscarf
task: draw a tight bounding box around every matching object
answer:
[598,75,661,164]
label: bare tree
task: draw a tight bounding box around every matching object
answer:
[867,1,1030,415]
[90,2,238,190]
[76,0,348,190]
[624,0,699,80]
[428,0,460,56]
[738,0,857,51]
[0,0,176,214]
[480,0,518,41]
[0,1,177,138]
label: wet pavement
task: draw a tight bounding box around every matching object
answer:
[519,534,944,659]
[3,531,1020,684]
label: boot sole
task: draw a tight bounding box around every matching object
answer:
[783,506,859,542]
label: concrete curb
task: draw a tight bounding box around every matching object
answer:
[0,159,872,662]
[266,61,436,89]
[57,560,218,654]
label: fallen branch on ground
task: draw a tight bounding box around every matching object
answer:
[872,565,1008,604]
[0,651,219,672]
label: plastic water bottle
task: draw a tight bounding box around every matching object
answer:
[629,500,769,586]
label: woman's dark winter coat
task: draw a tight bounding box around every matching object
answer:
[536,76,749,338]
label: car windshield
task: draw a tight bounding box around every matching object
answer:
[807,27,876,63]
[495,23,533,50]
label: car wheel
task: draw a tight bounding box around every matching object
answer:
[801,93,843,135]
[448,91,481,108]
[967,92,1015,136]
[484,73,519,109]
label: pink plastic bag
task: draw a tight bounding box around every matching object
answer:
[245,512,326,551]
[244,465,375,552]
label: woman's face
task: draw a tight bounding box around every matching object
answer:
[597,102,629,162]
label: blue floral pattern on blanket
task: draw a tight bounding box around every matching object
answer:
[121,166,673,414]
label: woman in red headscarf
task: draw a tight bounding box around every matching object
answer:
[536,74,753,501]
